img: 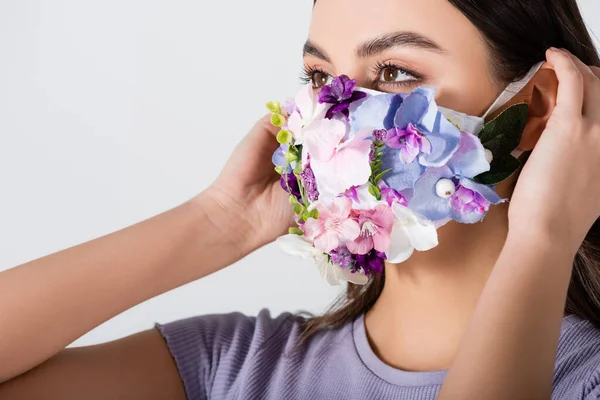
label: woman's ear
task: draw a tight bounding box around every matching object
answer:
[515,63,558,151]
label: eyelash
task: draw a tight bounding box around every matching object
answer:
[300,62,423,91]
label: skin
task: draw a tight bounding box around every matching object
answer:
[0,0,599,398]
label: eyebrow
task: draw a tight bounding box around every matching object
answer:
[303,40,331,62]
[303,31,444,62]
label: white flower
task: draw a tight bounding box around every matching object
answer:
[276,234,369,286]
[387,203,439,264]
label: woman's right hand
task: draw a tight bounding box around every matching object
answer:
[208,115,295,248]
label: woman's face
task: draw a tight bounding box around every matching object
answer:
[305,0,504,117]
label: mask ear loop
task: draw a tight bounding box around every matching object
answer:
[481,62,544,159]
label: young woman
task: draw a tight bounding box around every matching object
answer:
[1,0,600,398]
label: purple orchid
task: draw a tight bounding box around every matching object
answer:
[351,88,462,192]
[353,250,386,276]
[385,123,432,164]
[378,181,408,207]
[318,75,368,120]
[300,166,319,202]
[449,185,491,215]
[342,185,360,202]
[408,131,502,224]
[280,173,302,200]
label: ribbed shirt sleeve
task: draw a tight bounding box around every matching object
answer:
[155,310,292,400]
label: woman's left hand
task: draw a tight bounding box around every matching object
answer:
[440,50,600,400]
[509,48,600,253]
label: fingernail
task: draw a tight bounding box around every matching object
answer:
[549,47,559,52]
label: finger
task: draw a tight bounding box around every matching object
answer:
[564,50,598,82]
[546,48,584,116]
[591,66,600,80]
[562,50,600,113]
[257,113,282,138]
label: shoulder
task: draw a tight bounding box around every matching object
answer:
[156,308,301,365]
[554,315,600,399]
[155,309,304,398]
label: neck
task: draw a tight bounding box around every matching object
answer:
[365,200,510,372]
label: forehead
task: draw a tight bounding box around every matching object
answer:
[309,0,484,60]
[308,0,499,116]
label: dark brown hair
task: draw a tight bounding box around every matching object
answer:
[301,0,600,341]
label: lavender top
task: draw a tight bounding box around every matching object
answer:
[156,310,600,399]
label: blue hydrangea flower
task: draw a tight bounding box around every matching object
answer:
[352,88,461,192]
[408,132,503,224]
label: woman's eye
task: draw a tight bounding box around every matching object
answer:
[312,71,333,89]
[378,66,417,83]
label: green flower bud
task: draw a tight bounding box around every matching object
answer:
[276,130,292,145]
[270,113,286,128]
[266,101,281,114]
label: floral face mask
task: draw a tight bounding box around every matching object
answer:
[268,63,543,286]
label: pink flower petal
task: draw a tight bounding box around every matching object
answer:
[369,205,395,231]
[314,229,340,253]
[346,236,375,255]
[314,202,333,220]
[295,84,316,119]
[331,197,352,218]
[303,119,347,162]
[337,218,361,242]
[327,144,372,193]
[372,230,391,253]
[287,112,303,141]
[303,218,323,241]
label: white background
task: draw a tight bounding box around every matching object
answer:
[1,1,599,347]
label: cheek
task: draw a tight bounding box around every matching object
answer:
[430,54,502,117]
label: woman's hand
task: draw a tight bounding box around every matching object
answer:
[440,50,600,400]
[208,115,295,249]
[509,48,600,253]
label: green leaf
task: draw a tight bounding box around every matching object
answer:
[289,227,304,235]
[371,160,383,172]
[276,130,292,145]
[473,155,521,185]
[306,209,319,220]
[293,161,303,174]
[368,184,381,200]
[285,151,298,163]
[289,227,303,235]
[293,203,305,215]
[274,166,284,175]
[373,168,392,184]
[478,103,529,158]
[289,195,299,205]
